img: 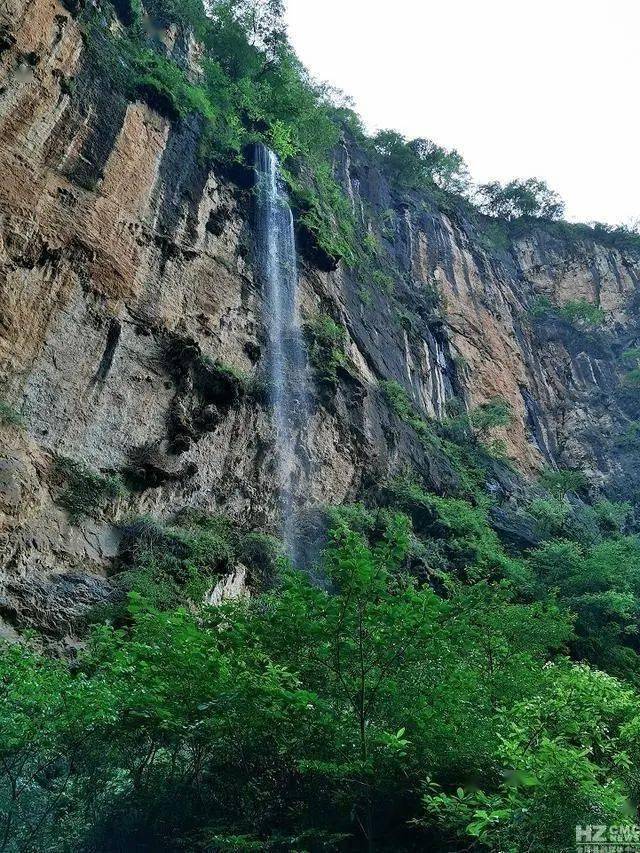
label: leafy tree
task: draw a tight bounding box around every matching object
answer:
[527,536,640,677]
[0,511,582,851]
[372,131,470,195]
[214,0,287,60]
[408,137,471,194]
[478,178,565,220]
[422,663,637,852]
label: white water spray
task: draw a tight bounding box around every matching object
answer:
[254,144,310,556]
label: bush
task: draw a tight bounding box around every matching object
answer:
[113,513,236,612]
[370,267,395,294]
[622,347,640,365]
[529,496,632,543]
[528,496,571,538]
[386,476,530,586]
[556,298,605,327]
[615,421,640,449]
[621,349,640,390]
[539,467,588,498]
[478,218,510,252]
[53,456,125,522]
[194,356,250,405]
[306,314,348,385]
[529,295,605,328]
[133,48,215,121]
[0,399,24,428]
[441,398,512,453]
[237,531,281,588]
[470,397,512,436]
[593,498,633,533]
[380,385,496,500]
[623,368,640,389]
[380,379,414,420]
[111,512,281,614]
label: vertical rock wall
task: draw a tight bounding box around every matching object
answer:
[0,0,639,637]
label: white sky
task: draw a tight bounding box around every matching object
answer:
[286,0,639,226]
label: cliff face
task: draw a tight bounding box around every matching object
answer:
[1,0,639,641]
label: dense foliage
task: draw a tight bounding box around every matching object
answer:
[5,2,640,851]
[4,491,640,851]
[477,178,565,221]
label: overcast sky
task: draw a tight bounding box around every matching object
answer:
[286,0,639,226]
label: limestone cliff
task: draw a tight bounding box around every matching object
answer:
[1,0,639,641]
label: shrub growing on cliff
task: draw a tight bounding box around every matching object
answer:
[306,314,348,385]
[539,466,588,498]
[380,379,414,420]
[440,397,512,451]
[470,396,512,437]
[528,496,632,544]
[621,350,640,390]
[557,298,606,328]
[0,399,24,429]
[623,347,640,366]
[113,513,235,611]
[624,369,640,389]
[53,456,125,522]
[143,0,210,32]
[110,511,280,614]
[379,384,501,500]
[133,49,215,121]
[529,295,605,329]
[386,476,530,585]
[194,355,251,405]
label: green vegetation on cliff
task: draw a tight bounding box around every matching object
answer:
[3,2,640,851]
[76,0,640,272]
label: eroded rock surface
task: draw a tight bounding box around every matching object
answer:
[1,0,639,636]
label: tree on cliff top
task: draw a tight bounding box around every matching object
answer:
[372,130,471,195]
[477,178,565,221]
[210,0,287,59]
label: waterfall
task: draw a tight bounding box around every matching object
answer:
[254,144,310,557]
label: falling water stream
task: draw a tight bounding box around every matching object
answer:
[254,144,310,557]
